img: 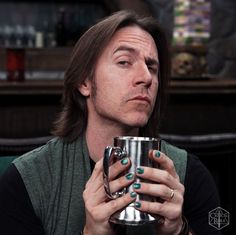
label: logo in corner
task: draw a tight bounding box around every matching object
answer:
[209,207,230,230]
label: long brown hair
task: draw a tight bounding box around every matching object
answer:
[52,10,170,142]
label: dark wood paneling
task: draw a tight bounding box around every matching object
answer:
[160,92,236,135]
[0,94,61,138]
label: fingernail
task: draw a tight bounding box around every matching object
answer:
[130,192,137,198]
[155,151,161,158]
[136,167,144,174]
[121,158,128,165]
[134,201,141,208]
[125,173,134,180]
[133,182,141,189]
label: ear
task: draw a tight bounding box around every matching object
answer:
[77,79,91,97]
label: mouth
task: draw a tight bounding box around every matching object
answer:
[129,95,151,104]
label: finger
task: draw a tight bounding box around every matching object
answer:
[86,159,104,192]
[109,172,135,193]
[149,150,179,180]
[87,158,103,183]
[83,184,107,208]
[86,173,135,207]
[108,157,131,180]
[87,158,132,196]
[136,166,181,191]
[134,181,184,203]
[103,171,135,203]
[102,191,137,218]
[134,199,182,221]
[87,157,130,191]
[132,182,182,202]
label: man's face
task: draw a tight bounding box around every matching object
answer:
[80,26,159,131]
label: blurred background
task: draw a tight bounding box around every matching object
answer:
[0,0,235,234]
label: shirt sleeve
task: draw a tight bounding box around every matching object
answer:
[183,154,222,235]
[0,164,45,235]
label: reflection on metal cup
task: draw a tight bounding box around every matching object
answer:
[103,136,163,226]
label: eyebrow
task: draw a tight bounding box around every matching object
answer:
[113,45,136,55]
[113,45,159,67]
[145,58,159,68]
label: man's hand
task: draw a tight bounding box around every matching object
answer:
[133,150,185,235]
[83,157,136,235]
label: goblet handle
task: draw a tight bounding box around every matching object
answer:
[103,146,126,199]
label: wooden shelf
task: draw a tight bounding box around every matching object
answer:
[0,80,63,95]
[1,78,236,95]
[0,47,72,71]
[172,44,207,55]
[169,78,236,95]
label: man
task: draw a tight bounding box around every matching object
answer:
[0,10,221,235]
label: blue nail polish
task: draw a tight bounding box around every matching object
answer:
[130,192,137,198]
[121,158,128,165]
[134,201,141,208]
[125,173,134,180]
[133,183,141,189]
[136,167,144,174]
[155,151,161,158]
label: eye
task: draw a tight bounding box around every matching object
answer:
[148,66,158,74]
[118,60,130,66]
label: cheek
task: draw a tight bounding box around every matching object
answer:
[152,81,159,98]
[95,76,125,103]
[95,82,123,107]
[149,83,158,111]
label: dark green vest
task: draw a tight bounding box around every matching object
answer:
[13,135,187,235]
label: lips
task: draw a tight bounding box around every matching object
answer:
[129,95,151,104]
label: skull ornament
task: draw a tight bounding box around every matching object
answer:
[172,52,198,77]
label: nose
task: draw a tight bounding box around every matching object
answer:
[133,63,153,87]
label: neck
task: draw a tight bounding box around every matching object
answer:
[85,122,139,162]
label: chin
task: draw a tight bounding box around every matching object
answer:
[127,117,149,128]
[119,111,151,128]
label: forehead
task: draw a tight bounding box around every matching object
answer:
[104,25,158,58]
